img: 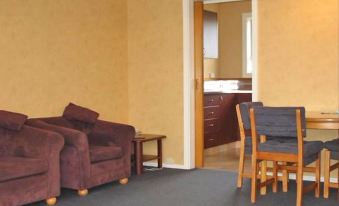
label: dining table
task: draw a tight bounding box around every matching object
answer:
[306,111,339,196]
[306,111,339,130]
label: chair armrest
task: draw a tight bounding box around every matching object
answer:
[89,120,135,151]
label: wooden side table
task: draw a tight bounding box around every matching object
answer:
[132,134,166,175]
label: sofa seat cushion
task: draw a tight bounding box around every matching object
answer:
[0,156,48,182]
[89,144,122,163]
[258,140,323,163]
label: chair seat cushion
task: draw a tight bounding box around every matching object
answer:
[258,140,323,161]
[330,151,339,160]
[89,144,122,163]
[325,139,339,160]
[244,136,297,154]
[324,139,338,152]
[0,156,48,183]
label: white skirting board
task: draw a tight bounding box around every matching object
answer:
[143,162,338,183]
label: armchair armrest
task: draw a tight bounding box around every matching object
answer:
[26,119,91,188]
[26,119,89,153]
[89,120,135,152]
[36,128,64,197]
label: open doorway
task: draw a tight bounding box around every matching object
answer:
[195,0,256,172]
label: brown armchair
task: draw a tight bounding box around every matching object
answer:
[26,103,135,196]
[0,110,64,206]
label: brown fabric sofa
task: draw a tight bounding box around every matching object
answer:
[26,103,135,196]
[0,110,64,206]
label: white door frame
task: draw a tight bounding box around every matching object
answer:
[182,0,258,169]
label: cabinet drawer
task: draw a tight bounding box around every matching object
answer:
[204,119,220,134]
[204,95,223,107]
[204,133,219,148]
[204,106,220,119]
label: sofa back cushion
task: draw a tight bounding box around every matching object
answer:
[63,103,99,124]
[0,110,27,131]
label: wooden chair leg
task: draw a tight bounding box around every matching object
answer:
[296,162,303,206]
[237,138,246,188]
[272,161,278,193]
[315,153,321,198]
[323,150,330,198]
[251,156,258,203]
[260,160,267,195]
[282,161,289,192]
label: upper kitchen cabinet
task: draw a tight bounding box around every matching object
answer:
[203,11,218,59]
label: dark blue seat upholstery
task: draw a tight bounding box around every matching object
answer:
[259,140,323,165]
[324,138,339,160]
[252,107,323,165]
[239,102,299,155]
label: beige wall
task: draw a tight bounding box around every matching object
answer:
[218,0,251,78]
[258,0,338,111]
[0,0,129,123]
[258,0,339,178]
[127,0,184,165]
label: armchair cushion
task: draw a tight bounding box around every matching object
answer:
[89,144,122,163]
[63,103,99,124]
[0,156,48,183]
[0,110,27,131]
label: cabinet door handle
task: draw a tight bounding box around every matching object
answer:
[209,112,214,115]
[209,124,215,127]
[209,99,215,102]
[208,138,215,141]
[220,96,223,102]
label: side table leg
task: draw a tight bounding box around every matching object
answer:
[135,142,143,175]
[157,139,163,168]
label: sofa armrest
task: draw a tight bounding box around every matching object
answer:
[89,120,135,155]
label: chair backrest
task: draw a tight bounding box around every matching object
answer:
[239,102,264,130]
[251,106,306,138]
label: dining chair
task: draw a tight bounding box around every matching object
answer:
[249,106,323,206]
[236,102,290,193]
[323,138,339,198]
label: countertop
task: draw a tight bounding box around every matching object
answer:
[204,90,252,94]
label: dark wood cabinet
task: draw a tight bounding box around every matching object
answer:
[204,92,252,148]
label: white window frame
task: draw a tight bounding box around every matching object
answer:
[242,12,253,77]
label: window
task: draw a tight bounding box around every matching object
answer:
[242,13,252,77]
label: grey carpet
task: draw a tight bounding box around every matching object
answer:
[29,169,337,206]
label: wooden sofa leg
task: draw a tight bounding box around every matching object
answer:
[119,178,129,185]
[46,197,57,206]
[78,189,89,196]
